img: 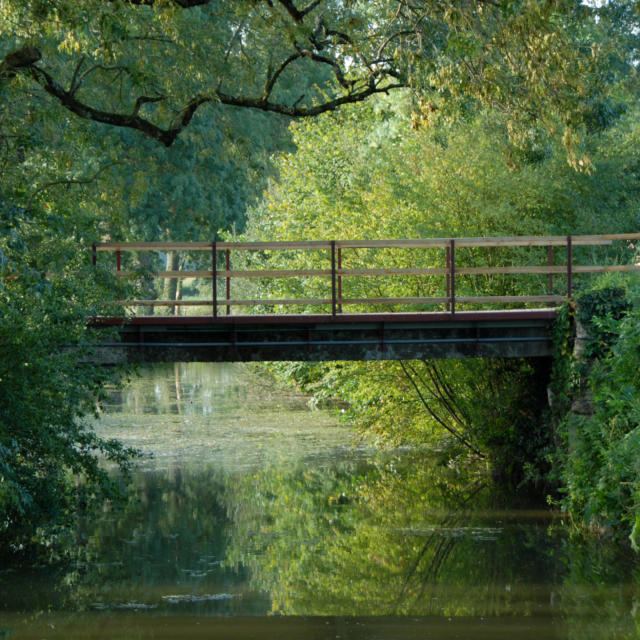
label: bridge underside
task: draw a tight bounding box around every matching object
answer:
[91,310,556,364]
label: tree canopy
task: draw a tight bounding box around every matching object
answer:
[1,0,630,161]
[234,91,640,533]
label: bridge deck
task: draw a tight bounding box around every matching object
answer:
[91,309,557,363]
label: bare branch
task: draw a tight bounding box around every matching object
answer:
[119,0,324,11]
[119,0,213,6]
[324,28,355,46]
[294,46,352,89]
[376,29,416,60]
[399,361,485,457]
[214,80,404,117]
[15,28,403,147]
[133,94,165,115]
[223,19,248,67]
[300,0,323,19]
[73,64,133,94]
[414,361,468,431]
[69,57,86,95]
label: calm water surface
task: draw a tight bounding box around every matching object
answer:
[1,363,638,639]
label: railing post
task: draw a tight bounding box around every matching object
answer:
[567,235,573,299]
[449,239,456,315]
[548,245,553,294]
[92,243,97,266]
[331,240,337,316]
[212,241,217,318]
[226,248,231,316]
[445,245,451,311]
[337,246,342,314]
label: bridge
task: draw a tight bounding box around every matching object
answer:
[90,233,640,363]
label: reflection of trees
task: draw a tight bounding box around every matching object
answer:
[222,453,640,621]
[558,537,640,640]
[102,363,289,417]
[1,454,638,630]
[73,466,252,610]
[0,467,264,615]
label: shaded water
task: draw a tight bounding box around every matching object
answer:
[1,363,639,639]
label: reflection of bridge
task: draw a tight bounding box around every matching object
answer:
[90,233,640,362]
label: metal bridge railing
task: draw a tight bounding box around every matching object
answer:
[92,234,640,317]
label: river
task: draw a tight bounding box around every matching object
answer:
[1,363,638,639]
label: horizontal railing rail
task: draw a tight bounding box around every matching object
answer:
[91,233,640,317]
[95,233,640,251]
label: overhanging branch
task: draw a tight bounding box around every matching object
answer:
[29,65,191,146]
[215,81,405,118]
[263,53,303,100]
[119,0,322,12]
[26,59,403,146]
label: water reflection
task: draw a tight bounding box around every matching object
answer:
[95,363,356,471]
[1,363,639,640]
[223,453,640,627]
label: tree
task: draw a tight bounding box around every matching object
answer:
[0,0,636,558]
[236,92,640,488]
[0,1,403,145]
[0,198,137,560]
[0,0,626,162]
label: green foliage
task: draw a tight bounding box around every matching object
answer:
[575,286,630,359]
[0,8,296,312]
[0,1,308,555]
[1,0,631,170]
[222,451,639,623]
[553,285,640,543]
[238,94,640,495]
[223,453,504,616]
[244,92,640,247]
[5,445,637,628]
[405,0,635,169]
[0,199,136,561]
[0,0,639,559]
[549,303,576,424]
[270,358,551,487]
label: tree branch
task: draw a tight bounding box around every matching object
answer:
[19,42,402,146]
[73,64,133,93]
[294,46,352,89]
[69,57,86,95]
[413,361,469,431]
[119,0,213,6]
[215,81,404,117]
[276,0,323,22]
[118,0,322,12]
[0,47,42,80]
[263,53,303,100]
[28,65,196,146]
[27,162,122,209]
[133,94,165,115]
[399,361,484,457]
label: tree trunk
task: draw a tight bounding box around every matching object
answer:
[163,251,181,315]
